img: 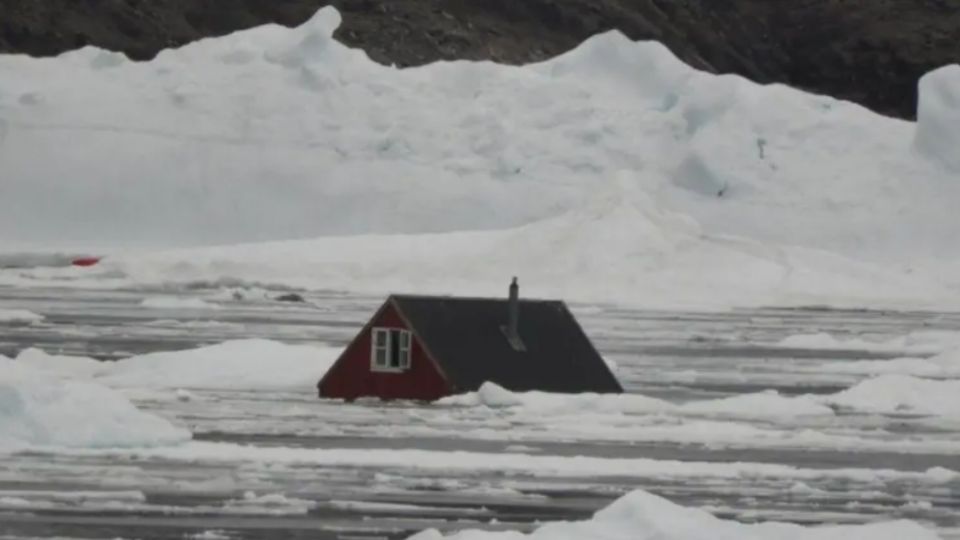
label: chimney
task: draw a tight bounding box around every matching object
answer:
[502,277,526,351]
[508,276,519,337]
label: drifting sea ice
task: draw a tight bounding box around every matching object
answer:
[0,309,44,324]
[97,339,339,390]
[410,489,942,540]
[0,358,190,449]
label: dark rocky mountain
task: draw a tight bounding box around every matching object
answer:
[1,0,958,119]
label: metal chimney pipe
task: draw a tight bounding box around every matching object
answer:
[508,277,519,338]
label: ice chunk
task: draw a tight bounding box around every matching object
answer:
[140,296,221,310]
[99,339,338,389]
[0,359,190,450]
[0,309,43,324]
[411,489,941,540]
[680,390,834,419]
[14,348,105,378]
[1,8,959,311]
[915,65,960,172]
[826,374,960,417]
[441,383,832,419]
[439,382,670,415]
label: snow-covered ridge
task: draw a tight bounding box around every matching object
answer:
[1,8,959,308]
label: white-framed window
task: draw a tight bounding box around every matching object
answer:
[371,327,412,372]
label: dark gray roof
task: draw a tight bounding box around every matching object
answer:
[391,295,622,394]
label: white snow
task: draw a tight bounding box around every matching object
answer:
[98,339,338,390]
[0,309,44,324]
[0,358,190,450]
[410,489,941,540]
[140,296,221,310]
[0,7,959,308]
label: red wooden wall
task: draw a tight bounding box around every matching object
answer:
[317,301,453,401]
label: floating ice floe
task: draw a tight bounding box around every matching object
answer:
[442,379,959,420]
[140,296,222,310]
[56,441,960,485]
[0,358,190,450]
[826,374,960,417]
[410,489,942,540]
[97,339,338,390]
[15,347,106,378]
[0,309,44,324]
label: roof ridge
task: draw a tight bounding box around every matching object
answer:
[390,293,563,303]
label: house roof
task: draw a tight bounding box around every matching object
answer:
[390,295,622,394]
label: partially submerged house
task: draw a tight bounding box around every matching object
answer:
[317,279,622,401]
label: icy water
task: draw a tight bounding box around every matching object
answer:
[1,286,959,539]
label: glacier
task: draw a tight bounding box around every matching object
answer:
[1,6,959,308]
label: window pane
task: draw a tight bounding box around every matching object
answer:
[375,348,387,367]
[390,330,403,368]
[399,331,411,369]
[374,329,387,346]
[389,344,399,368]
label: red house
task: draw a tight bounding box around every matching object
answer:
[317,279,622,401]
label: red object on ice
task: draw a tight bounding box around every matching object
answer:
[71,257,102,267]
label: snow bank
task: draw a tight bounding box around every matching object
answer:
[0,309,43,324]
[99,339,338,389]
[826,375,960,417]
[411,489,940,540]
[140,296,220,310]
[0,359,190,450]
[1,8,960,308]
